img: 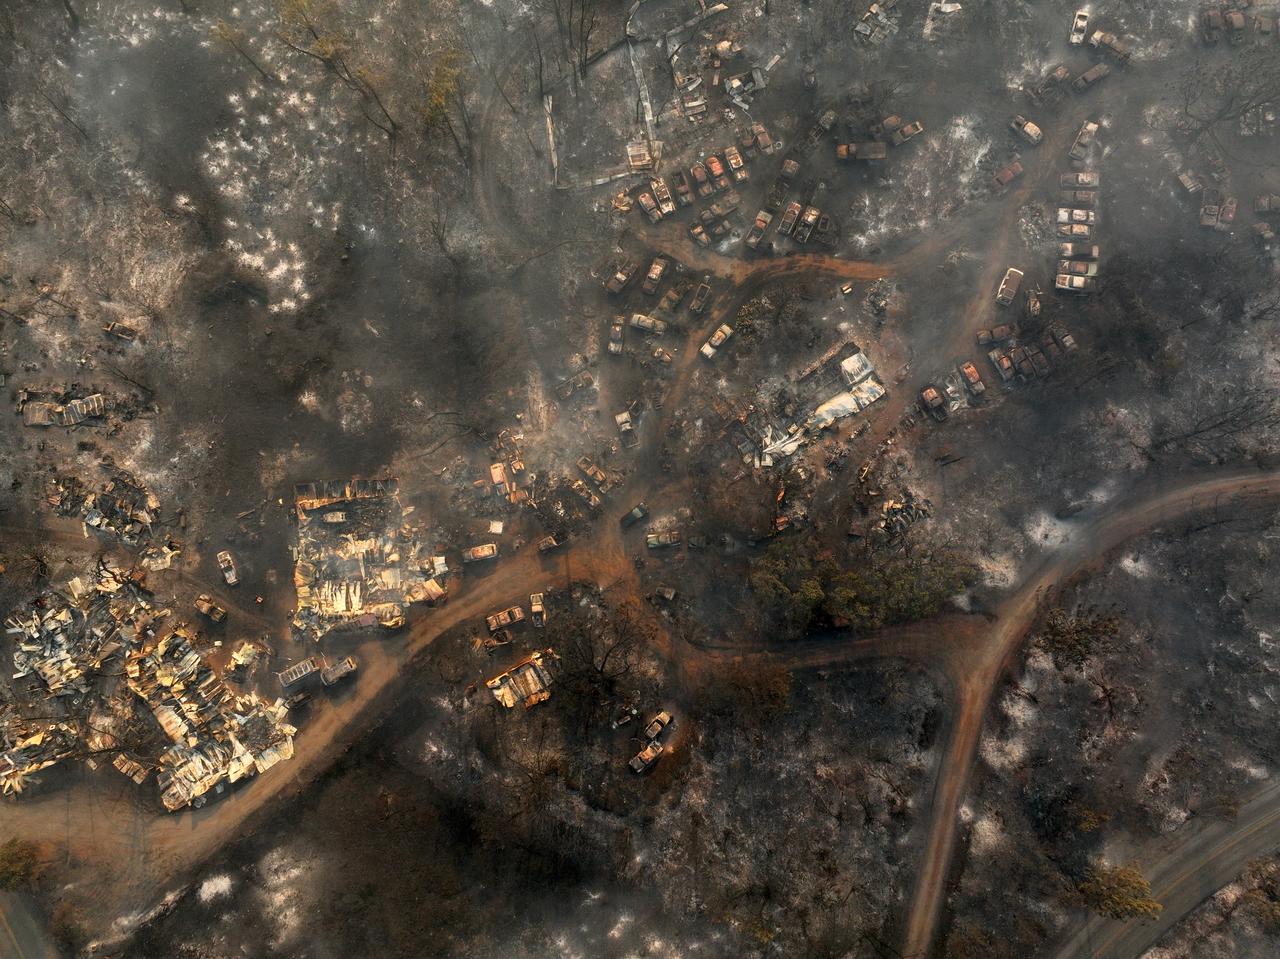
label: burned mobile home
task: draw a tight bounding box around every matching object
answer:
[17,386,109,428]
[291,478,444,641]
[710,338,889,469]
[126,623,296,811]
[3,562,295,810]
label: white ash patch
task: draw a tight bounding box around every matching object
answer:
[607,912,633,940]
[980,731,1028,772]
[1119,553,1153,578]
[1226,757,1269,781]
[200,59,347,315]
[998,688,1040,729]
[197,874,234,904]
[976,552,1019,589]
[1002,53,1042,92]
[254,847,311,949]
[969,810,1006,856]
[1023,646,1057,681]
[420,735,454,764]
[1023,510,1075,548]
[90,887,184,953]
[1087,478,1118,504]
[297,389,322,414]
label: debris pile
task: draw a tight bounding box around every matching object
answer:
[922,1,964,41]
[484,648,560,710]
[16,386,109,428]
[0,720,79,797]
[126,623,296,812]
[7,561,155,700]
[483,429,534,507]
[854,0,900,44]
[873,493,933,539]
[3,562,296,809]
[291,478,442,641]
[46,467,162,546]
[713,344,888,469]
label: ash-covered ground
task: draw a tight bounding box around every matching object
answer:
[1,0,1279,957]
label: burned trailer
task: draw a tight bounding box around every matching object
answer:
[278,657,323,689]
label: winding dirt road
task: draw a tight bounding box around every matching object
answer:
[8,386,1279,952]
[7,49,1274,956]
[900,468,1280,959]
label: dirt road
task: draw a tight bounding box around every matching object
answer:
[900,466,1280,959]
[0,893,61,959]
[0,517,633,942]
[6,55,1272,953]
[1043,776,1280,959]
[9,444,1278,949]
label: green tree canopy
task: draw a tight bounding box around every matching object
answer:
[0,837,39,889]
[1075,863,1162,920]
[749,535,973,638]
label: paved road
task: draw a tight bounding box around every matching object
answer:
[0,893,62,959]
[1043,777,1280,959]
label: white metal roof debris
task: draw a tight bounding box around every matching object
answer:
[3,564,297,809]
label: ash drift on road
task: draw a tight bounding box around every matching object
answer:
[1,0,1280,956]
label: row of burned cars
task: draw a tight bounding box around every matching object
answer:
[1024,12,1129,113]
[629,118,846,252]
[919,320,1081,419]
[1199,6,1278,45]
[704,156,835,252]
[1176,171,1280,244]
[981,322,1079,388]
[632,122,775,238]
[1054,163,1102,294]
[835,112,924,161]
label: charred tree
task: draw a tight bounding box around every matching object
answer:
[212,20,278,83]
[275,0,400,152]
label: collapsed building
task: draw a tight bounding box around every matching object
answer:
[0,720,79,797]
[291,478,444,641]
[6,561,157,700]
[125,624,295,811]
[718,343,888,467]
[3,563,295,809]
[46,466,163,547]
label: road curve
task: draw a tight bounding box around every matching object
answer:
[0,516,632,942]
[900,466,1280,959]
